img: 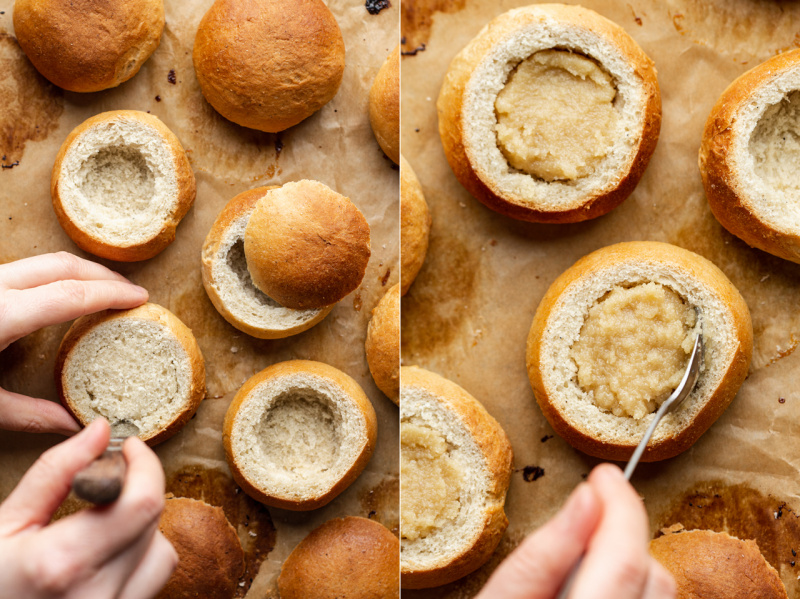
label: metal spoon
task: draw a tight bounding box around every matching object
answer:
[72,420,140,505]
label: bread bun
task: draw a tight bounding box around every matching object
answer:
[193,0,345,133]
[13,0,164,92]
[700,49,800,264]
[365,284,400,404]
[438,4,660,223]
[369,46,400,164]
[51,110,196,262]
[526,241,752,462]
[223,360,377,511]
[156,497,244,599]
[55,303,205,446]
[278,517,399,599]
[400,366,513,589]
[243,180,371,310]
[201,186,333,339]
[400,156,431,296]
[650,528,788,599]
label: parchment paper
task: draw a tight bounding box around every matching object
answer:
[401,1,800,596]
[0,1,399,596]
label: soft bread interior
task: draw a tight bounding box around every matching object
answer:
[62,318,193,439]
[57,116,180,245]
[462,7,647,210]
[400,387,490,572]
[229,373,367,502]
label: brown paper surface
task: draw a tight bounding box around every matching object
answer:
[0,1,399,596]
[401,0,800,596]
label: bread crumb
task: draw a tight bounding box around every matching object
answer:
[231,346,239,353]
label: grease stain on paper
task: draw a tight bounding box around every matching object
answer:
[401,0,466,54]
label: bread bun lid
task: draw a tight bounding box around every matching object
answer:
[400,156,431,296]
[193,0,345,133]
[156,496,245,599]
[13,0,164,92]
[400,366,513,589]
[438,4,660,223]
[365,284,400,404]
[527,241,752,462]
[369,45,400,164]
[55,303,206,446]
[650,528,788,599]
[700,49,800,264]
[223,360,377,511]
[52,110,196,262]
[244,180,371,310]
[278,517,399,599]
[201,186,332,339]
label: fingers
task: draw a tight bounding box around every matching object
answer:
[476,483,601,599]
[117,531,178,599]
[0,387,81,436]
[0,252,129,291]
[642,559,677,599]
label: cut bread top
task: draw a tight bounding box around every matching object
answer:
[400,156,431,296]
[365,283,400,404]
[369,45,400,165]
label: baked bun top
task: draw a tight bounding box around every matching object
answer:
[244,180,371,310]
[365,283,400,404]
[13,0,164,92]
[369,45,400,164]
[400,156,431,296]
[193,0,345,133]
[278,517,399,599]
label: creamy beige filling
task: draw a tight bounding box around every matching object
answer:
[495,50,619,181]
[570,283,697,419]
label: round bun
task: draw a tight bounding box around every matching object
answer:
[650,528,788,599]
[13,0,164,92]
[55,303,206,446]
[437,4,661,223]
[51,110,196,262]
[201,186,332,339]
[365,284,400,404]
[243,180,371,310]
[400,156,431,296]
[278,517,399,599]
[400,366,513,589]
[193,0,345,133]
[700,48,800,264]
[156,497,244,599]
[369,46,400,164]
[223,360,377,511]
[526,241,753,462]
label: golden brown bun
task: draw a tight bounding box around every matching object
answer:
[278,517,399,599]
[527,242,753,462]
[369,46,400,164]
[365,284,400,404]
[51,111,196,262]
[400,156,431,296]
[437,4,661,223]
[243,180,371,310]
[156,497,244,599]
[192,0,345,133]
[700,49,800,264]
[650,528,788,599]
[55,303,206,446]
[13,0,164,92]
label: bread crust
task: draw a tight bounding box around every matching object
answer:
[13,0,164,93]
[400,156,431,296]
[437,4,661,223]
[200,186,333,339]
[51,110,196,262]
[700,48,800,264]
[54,303,206,446]
[222,360,378,511]
[278,517,399,599]
[526,241,753,462]
[365,284,400,404]
[192,0,345,133]
[400,366,513,589]
[369,45,400,164]
[650,529,788,599]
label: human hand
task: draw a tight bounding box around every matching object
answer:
[0,419,177,599]
[0,252,148,435]
[476,464,676,599]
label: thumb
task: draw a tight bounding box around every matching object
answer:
[476,482,601,599]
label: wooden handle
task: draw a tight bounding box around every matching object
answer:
[72,450,126,505]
